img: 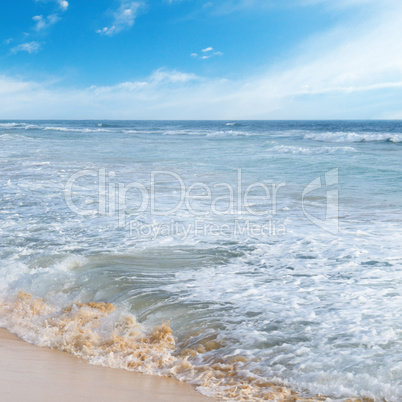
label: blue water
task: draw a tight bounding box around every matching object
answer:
[1,120,402,401]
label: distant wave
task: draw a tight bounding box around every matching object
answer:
[304,132,402,143]
[0,122,40,130]
[97,123,122,128]
[44,127,110,133]
[162,129,254,137]
[269,145,357,154]
[162,129,213,136]
[1,123,112,133]
[0,122,24,128]
[23,124,41,130]
[207,130,253,137]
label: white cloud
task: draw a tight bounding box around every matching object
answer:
[33,14,60,31]
[0,69,207,119]
[2,1,402,119]
[0,76,38,95]
[192,46,223,60]
[97,1,141,36]
[149,69,199,84]
[11,42,41,54]
[5,0,67,56]
[93,69,199,93]
[57,0,69,11]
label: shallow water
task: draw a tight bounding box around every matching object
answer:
[1,120,402,400]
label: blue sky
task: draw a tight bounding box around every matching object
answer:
[1,0,402,119]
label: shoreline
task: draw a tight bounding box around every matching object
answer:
[0,328,214,402]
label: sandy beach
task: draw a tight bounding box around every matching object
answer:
[0,328,213,402]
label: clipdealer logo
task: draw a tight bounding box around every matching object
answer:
[64,168,339,236]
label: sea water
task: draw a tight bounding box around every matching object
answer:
[1,120,402,400]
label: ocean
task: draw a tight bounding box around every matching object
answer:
[1,120,402,401]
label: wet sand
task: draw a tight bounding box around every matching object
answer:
[0,328,214,402]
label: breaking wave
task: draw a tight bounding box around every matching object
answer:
[44,127,110,133]
[0,122,40,130]
[162,129,254,137]
[0,290,323,402]
[304,132,402,143]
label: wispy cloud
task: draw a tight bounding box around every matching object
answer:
[97,1,142,36]
[11,42,41,54]
[6,0,69,54]
[191,46,223,60]
[149,69,199,84]
[33,14,60,31]
[0,69,205,118]
[0,76,39,95]
[92,69,199,92]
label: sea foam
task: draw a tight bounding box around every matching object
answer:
[304,131,402,143]
[0,290,320,401]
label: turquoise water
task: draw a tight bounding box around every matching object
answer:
[1,120,402,400]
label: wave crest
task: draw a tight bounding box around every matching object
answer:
[44,127,109,133]
[0,291,325,401]
[304,132,402,143]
